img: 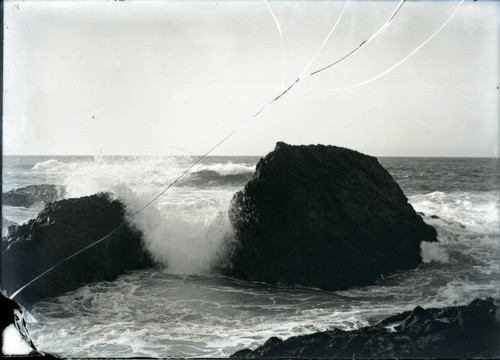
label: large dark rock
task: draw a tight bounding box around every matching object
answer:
[1,193,155,306]
[231,297,500,358]
[2,184,66,207]
[222,142,437,290]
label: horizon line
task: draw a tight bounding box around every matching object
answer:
[3,154,499,159]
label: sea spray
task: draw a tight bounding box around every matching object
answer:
[414,190,500,280]
[28,156,243,274]
[32,159,69,171]
[110,183,234,275]
[191,162,255,176]
[5,156,245,278]
[420,241,449,263]
[58,156,186,199]
[3,155,498,358]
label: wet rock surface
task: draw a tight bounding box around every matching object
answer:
[232,297,500,358]
[1,193,155,306]
[222,142,437,290]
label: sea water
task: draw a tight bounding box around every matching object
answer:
[2,155,499,357]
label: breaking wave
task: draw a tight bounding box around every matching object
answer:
[32,159,69,171]
[191,162,255,176]
[109,185,233,275]
[413,191,499,275]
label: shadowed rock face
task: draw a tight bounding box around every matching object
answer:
[231,298,500,358]
[222,142,437,290]
[1,193,155,306]
[2,184,66,208]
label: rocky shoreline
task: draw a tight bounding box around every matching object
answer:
[232,297,500,358]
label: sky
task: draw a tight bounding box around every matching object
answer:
[3,0,499,157]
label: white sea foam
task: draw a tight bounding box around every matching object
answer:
[106,183,233,275]
[411,191,499,269]
[26,272,403,358]
[420,241,449,263]
[410,191,499,232]
[191,162,255,176]
[59,156,186,199]
[32,159,69,171]
[16,156,241,276]
[7,156,498,358]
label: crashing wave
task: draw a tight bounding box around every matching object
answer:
[32,159,68,171]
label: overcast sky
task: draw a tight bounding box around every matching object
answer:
[3,0,499,157]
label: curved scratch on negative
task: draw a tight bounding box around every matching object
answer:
[8,0,413,301]
[329,0,465,91]
[263,0,286,91]
[307,0,406,77]
[299,0,351,78]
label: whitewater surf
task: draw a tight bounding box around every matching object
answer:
[2,154,498,357]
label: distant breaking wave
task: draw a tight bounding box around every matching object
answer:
[191,162,255,176]
[2,184,66,208]
[180,162,255,187]
[32,159,69,171]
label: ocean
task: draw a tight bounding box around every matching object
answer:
[2,155,499,357]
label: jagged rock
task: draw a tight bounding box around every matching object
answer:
[2,217,18,237]
[231,297,500,358]
[2,184,66,207]
[1,193,155,306]
[222,142,437,290]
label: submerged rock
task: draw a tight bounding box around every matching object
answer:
[222,142,437,290]
[1,193,155,306]
[2,184,66,208]
[231,298,500,358]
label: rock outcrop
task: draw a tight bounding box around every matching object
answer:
[1,193,155,306]
[2,217,18,237]
[232,297,500,358]
[2,184,66,207]
[222,142,437,290]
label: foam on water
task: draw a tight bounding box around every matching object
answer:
[411,191,499,278]
[4,156,243,275]
[25,272,390,357]
[191,162,255,176]
[32,159,69,171]
[3,156,498,357]
[420,241,449,263]
[59,156,187,199]
[27,157,254,200]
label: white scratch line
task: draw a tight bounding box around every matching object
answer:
[308,0,406,77]
[263,0,286,91]
[8,0,421,301]
[299,0,351,78]
[327,0,465,91]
